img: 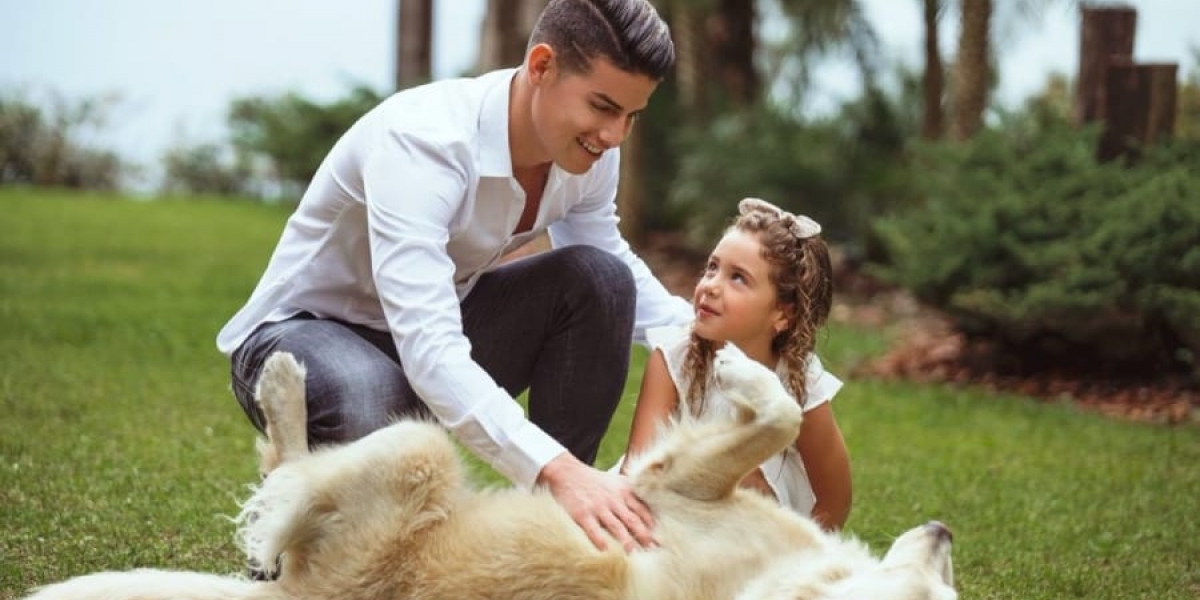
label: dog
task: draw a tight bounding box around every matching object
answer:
[23,348,955,600]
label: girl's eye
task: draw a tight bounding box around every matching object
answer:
[732,272,747,284]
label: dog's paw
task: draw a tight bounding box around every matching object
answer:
[714,345,784,400]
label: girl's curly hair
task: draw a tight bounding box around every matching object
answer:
[682,199,834,414]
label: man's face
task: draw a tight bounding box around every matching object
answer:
[530,55,658,174]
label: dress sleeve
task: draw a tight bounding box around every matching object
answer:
[801,354,843,412]
[645,325,692,413]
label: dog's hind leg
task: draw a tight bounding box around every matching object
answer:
[254,351,310,475]
[237,420,463,585]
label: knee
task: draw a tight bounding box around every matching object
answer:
[304,360,409,444]
[554,245,635,303]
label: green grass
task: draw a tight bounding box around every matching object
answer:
[2,188,1197,599]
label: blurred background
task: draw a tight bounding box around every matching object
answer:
[2,0,1198,418]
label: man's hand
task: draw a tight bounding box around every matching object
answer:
[536,453,657,552]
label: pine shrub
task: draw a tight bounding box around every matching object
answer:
[873,115,1200,380]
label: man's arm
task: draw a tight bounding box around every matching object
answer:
[362,132,656,551]
[362,133,565,488]
[547,150,693,340]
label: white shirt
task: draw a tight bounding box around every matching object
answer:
[216,69,693,488]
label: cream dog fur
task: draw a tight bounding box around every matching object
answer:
[24,348,955,600]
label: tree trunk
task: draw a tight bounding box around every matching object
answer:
[711,0,759,107]
[1074,5,1137,125]
[1099,61,1178,162]
[477,0,547,71]
[617,120,646,244]
[950,0,991,141]
[921,0,944,140]
[396,0,433,90]
[671,0,706,120]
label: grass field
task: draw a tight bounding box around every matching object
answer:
[1,188,1197,598]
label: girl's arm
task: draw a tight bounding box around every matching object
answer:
[619,349,680,475]
[795,402,852,530]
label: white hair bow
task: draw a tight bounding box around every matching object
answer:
[738,197,822,239]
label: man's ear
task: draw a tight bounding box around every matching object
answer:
[526,43,555,83]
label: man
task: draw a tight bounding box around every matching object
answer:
[217,0,690,553]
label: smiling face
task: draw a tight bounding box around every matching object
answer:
[692,229,788,362]
[526,45,658,174]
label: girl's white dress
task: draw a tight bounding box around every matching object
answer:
[617,325,843,517]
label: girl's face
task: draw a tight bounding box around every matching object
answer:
[692,229,788,361]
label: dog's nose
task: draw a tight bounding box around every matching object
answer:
[924,521,953,543]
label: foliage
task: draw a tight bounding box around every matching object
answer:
[873,110,1200,379]
[0,89,125,190]
[665,85,916,252]
[2,189,1197,600]
[227,84,385,191]
[160,142,254,197]
[1177,47,1200,141]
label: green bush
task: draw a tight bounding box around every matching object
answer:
[227,85,384,190]
[0,89,125,190]
[873,114,1200,378]
[160,143,253,197]
[666,88,915,253]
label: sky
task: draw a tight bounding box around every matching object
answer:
[2,0,1196,188]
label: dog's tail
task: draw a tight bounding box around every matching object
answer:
[21,568,266,600]
[255,351,310,475]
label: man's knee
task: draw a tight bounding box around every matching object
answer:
[553,245,635,303]
[305,360,407,443]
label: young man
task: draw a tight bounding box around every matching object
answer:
[217,0,690,552]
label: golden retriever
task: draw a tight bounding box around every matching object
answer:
[23,348,955,600]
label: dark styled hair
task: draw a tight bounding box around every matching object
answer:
[528,0,675,80]
[683,201,835,412]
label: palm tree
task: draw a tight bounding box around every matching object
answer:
[477,0,547,72]
[396,0,434,90]
[922,0,945,139]
[950,0,991,141]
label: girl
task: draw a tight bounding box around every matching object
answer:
[620,197,852,530]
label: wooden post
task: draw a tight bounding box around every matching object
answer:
[1099,61,1179,162]
[1075,4,1137,125]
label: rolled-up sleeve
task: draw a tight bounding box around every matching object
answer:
[363,131,565,488]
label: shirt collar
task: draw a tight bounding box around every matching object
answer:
[477,68,518,178]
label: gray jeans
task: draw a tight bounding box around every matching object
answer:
[229,245,636,466]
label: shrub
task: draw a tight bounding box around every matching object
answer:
[0,89,125,190]
[227,85,384,190]
[872,113,1200,379]
[160,143,253,197]
[667,89,914,251]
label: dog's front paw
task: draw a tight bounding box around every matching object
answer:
[714,345,783,397]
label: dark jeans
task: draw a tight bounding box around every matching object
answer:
[229,245,636,466]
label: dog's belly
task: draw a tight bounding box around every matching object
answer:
[382,490,629,600]
[627,491,825,600]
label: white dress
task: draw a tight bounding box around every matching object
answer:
[617,326,843,517]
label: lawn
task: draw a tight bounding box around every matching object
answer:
[1,188,1197,598]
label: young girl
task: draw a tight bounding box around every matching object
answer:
[619,197,852,530]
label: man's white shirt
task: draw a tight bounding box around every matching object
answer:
[217,68,692,488]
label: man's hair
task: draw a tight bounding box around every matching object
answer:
[528,0,675,80]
